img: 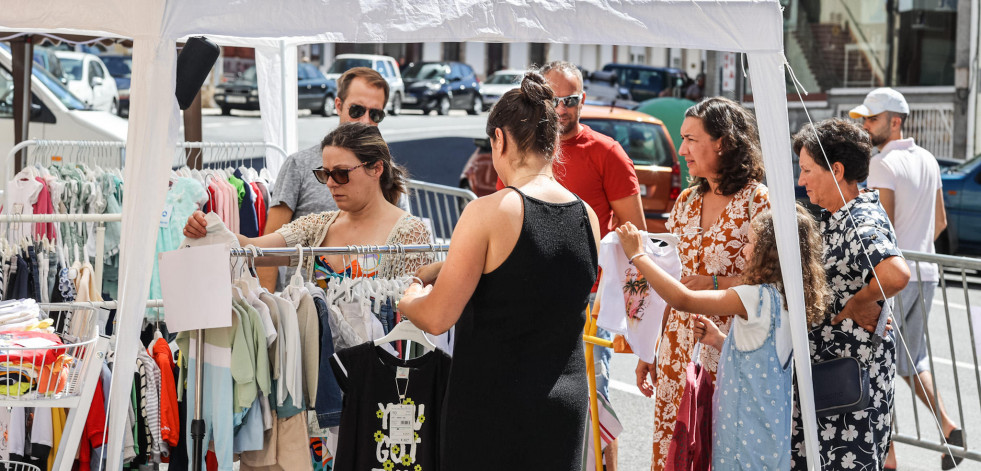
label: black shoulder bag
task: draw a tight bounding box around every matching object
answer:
[811,300,891,418]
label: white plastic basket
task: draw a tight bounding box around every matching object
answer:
[0,307,101,405]
[0,460,41,471]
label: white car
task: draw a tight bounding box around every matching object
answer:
[324,54,405,115]
[479,69,524,111]
[53,51,120,114]
[0,44,127,171]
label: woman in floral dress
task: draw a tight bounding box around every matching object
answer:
[792,119,910,470]
[637,97,769,469]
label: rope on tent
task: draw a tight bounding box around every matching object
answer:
[784,57,956,460]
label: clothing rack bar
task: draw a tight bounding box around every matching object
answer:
[230,243,450,257]
[0,213,122,223]
[39,299,165,310]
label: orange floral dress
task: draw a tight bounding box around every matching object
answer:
[650,182,769,470]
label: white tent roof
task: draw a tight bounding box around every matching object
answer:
[1,1,819,469]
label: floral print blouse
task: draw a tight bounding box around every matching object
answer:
[791,190,902,470]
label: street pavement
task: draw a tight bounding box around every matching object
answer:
[195,109,980,470]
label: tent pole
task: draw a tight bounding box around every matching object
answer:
[183,90,204,169]
[10,36,33,174]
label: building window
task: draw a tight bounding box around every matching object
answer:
[443,43,461,62]
[530,43,547,67]
[783,0,956,91]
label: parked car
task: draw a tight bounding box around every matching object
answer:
[601,64,689,102]
[213,63,338,116]
[402,61,482,116]
[460,104,681,231]
[479,69,523,111]
[583,70,633,104]
[53,51,120,114]
[0,44,128,167]
[33,47,68,86]
[937,155,981,254]
[98,54,131,117]
[324,54,405,115]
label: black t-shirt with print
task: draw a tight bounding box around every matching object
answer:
[330,342,451,471]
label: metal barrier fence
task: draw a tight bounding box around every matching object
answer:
[892,250,981,463]
[838,103,955,160]
[407,179,477,244]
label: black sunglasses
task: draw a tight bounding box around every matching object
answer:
[312,161,374,185]
[551,94,582,108]
[348,103,386,123]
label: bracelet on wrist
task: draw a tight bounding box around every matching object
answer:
[712,274,719,290]
[628,252,646,265]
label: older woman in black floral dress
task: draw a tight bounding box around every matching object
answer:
[791,119,911,470]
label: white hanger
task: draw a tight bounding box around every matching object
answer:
[290,244,306,288]
[374,319,435,352]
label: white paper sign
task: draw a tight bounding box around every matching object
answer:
[158,244,232,332]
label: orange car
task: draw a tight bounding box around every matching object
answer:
[460,104,681,232]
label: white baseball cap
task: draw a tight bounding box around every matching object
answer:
[849,88,910,118]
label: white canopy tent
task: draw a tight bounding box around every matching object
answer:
[0,1,820,469]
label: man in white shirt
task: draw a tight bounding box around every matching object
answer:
[850,87,960,470]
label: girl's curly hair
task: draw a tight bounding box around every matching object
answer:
[742,204,830,326]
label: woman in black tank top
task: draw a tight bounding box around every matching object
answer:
[399,72,601,470]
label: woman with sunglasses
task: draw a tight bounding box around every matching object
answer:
[397,72,602,470]
[183,122,434,282]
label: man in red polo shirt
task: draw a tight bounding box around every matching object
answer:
[544,60,645,471]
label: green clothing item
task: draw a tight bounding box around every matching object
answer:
[239,299,271,396]
[230,304,252,413]
[228,175,246,206]
[231,299,270,412]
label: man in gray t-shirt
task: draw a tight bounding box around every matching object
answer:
[261,67,390,290]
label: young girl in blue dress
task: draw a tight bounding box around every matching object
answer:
[616,204,829,470]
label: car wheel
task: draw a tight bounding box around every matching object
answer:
[391,93,402,116]
[319,95,335,117]
[437,96,450,115]
[221,106,231,116]
[467,95,482,115]
[109,99,119,116]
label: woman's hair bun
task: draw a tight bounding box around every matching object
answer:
[520,72,554,105]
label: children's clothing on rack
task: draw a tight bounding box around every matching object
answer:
[329,342,451,471]
[596,231,682,364]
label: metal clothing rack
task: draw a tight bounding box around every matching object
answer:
[0,213,123,294]
[173,243,448,471]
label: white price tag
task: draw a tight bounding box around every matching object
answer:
[396,367,410,380]
[389,404,415,445]
[160,204,174,228]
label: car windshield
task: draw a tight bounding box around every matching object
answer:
[486,73,520,85]
[3,63,86,110]
[101,56,132,78]
[403,63,448,80]
[60,57,84,81]
[240,66,258,82]
[582,119,674,167]
[947,154,981,174]
[327,58,372,74]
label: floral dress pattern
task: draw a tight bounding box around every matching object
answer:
[651,182,769,469]
[791,190,900,470]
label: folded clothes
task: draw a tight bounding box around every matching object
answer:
[0,330,65,368]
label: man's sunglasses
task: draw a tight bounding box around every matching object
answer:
[312,161,374,185]
[551,94,582,108]
[348,103,386,124]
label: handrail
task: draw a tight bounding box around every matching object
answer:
[836,0,886,84]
